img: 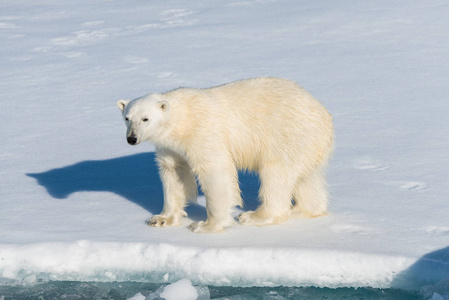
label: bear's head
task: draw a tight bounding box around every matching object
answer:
[117,95,168,146]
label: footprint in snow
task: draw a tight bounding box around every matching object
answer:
[0,22,19,30]
[353,158,427,191]
[397,181,428,191]
[353,157,389,172]
[116,9,199,36]
[383,181,428,191]
[425,226,449,236]
[0,19,24,38]
[51,30,109,46]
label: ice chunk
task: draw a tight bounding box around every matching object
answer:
[128,292,146,300]
[159,279,198,300]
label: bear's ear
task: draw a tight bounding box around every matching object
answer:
[116,99,129,111]
[159,100,168,111]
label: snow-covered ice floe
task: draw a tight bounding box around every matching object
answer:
[1,242,448,293]
[1,0,449,298]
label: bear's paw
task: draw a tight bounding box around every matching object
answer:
[146,215,182,227]
[238,210,289,226]
[188,220,225,234]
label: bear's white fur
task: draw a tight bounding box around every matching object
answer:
[117,77,334,233]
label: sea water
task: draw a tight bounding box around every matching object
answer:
[0,280,424,300]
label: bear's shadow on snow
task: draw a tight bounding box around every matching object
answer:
[27,152,260,222]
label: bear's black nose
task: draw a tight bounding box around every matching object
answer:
[127,136,137,145]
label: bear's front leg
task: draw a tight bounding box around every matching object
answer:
[189,168,241,233]
[148,149,197,228]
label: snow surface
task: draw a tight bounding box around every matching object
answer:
[1,0,449,296]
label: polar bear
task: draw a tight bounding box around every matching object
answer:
[117,77,334,233]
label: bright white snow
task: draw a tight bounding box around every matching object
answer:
[1,0,448,296]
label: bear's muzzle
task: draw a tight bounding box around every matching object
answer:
[127,136,137,145]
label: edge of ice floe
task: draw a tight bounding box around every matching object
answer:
[3,241,445,291]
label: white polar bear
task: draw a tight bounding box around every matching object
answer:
[117,77,334,233]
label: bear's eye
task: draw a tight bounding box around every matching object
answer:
[142,118,149,122]
[125,117,129,122]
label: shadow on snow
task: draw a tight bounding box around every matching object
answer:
[27,152,260,222]
[392,246,449,294]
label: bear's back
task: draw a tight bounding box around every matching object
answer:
[204,78,333,171]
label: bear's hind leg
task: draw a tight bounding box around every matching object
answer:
[189,166,241,233]
[238,165,296,226]
[148,150,197,227]
[292,168,328,218]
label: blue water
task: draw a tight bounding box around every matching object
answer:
[0,281,423,300]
